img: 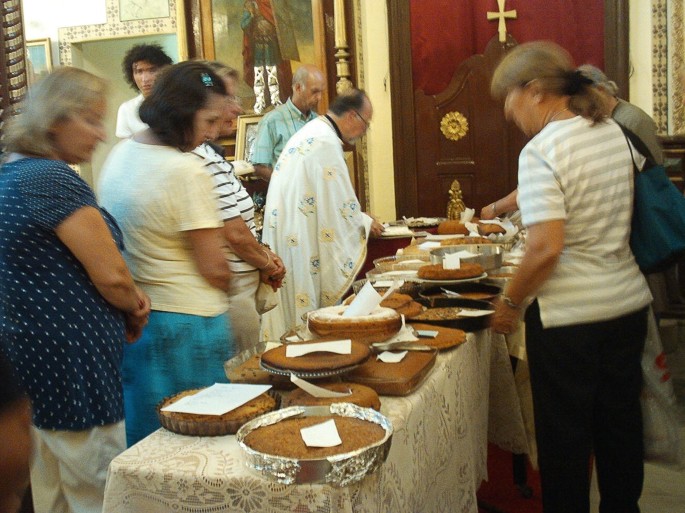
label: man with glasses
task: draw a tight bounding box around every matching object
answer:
[260,88,384,340]
[251,64,325,181]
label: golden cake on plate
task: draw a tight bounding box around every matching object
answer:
[417,262,485,280]
[307,305,402,344]
[157,388,277,436]
[407,322,467,350]
[281,382,381,410]
[260,339,371,374]
[439,236,492,246]
[225,353,294,389]
[437,219,470,235]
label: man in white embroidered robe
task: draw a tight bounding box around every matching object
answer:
[261,89,383,338]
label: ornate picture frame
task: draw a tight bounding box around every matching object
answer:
[235,113,264,162]
[196,0,327,111]
[26,38,52,86]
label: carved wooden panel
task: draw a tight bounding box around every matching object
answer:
[0,0,27,141]
[389,0,628,218]
[412,36,526,217]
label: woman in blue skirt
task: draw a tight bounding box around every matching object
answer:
[99,62,237,446]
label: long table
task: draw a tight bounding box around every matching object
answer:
[103,330,527,513]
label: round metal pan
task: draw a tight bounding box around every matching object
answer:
[418,282,501,304]
[412,297,493,332]
[430,244,503,271]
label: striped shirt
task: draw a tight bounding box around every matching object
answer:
[193,144,258,273]
[518,116,652,328]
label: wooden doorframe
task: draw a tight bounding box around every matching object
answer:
[387,0,630,218]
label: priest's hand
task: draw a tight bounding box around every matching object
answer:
[369,219,384,238]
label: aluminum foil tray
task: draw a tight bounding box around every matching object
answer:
[430,244,503,270]
[236,404,393,487]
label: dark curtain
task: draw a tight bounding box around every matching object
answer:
[410,0,605,95]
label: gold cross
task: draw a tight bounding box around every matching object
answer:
[487,0,518,43]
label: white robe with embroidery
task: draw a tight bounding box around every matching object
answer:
[261,116,371,339]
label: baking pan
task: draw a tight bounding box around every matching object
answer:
[418,282,501,303]
[430,244,503,270]
[412,297,493,332]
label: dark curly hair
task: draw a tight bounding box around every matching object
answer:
[121,43,173,90]
[139,61,227,150]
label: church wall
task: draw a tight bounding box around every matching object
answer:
[629,1,654,115]
[21,0,656,217]
[359,0,396,221]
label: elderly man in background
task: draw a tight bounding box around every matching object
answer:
[577,64,663,164]
[260,89,384,339]
[250,64,325,181]
[116,43,173,139]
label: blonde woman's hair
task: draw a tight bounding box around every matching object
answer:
[4,67,107,157]
[491,41,606,124]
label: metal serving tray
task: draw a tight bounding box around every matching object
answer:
[429,244,503,271]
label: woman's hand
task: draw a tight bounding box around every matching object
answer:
[260,251,286,290]
[489,296,520,335]
[125,288,151,343]
[480,202,498,220]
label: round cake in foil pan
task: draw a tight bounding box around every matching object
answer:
[236,403,393,486]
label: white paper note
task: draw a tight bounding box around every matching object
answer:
[372,280,405,288]
[418,241,441,250]
[381,225,414,237]
[377,350,408,363]
[290,374,352,398]
[425,233,465,241]
[286,339,352,357]
[416,330,439,338]
[300,419,342,447]
[458,309,494,317]
[343,281,382,317]
[443,252,462,270]
[464,221,480,236]
[160,383,272,415]
[460,208,475,222]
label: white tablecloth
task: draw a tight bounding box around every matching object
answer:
[103,330,527,513]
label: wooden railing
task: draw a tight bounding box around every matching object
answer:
[659,135,685,193]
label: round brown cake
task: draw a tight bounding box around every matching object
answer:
[307,305,402,344]
[243,415,386,459]
[417,262,485,280]
[379,292,413,310]
[157,388,277,436]
[394,300,424,318]
[260,339,371,373]
[439,236,493,246]
[478,223,506,236]
[281,382,381,410]
[437,220,470,235]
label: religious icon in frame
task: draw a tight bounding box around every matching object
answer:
[235,113,264,162]
[197,0,327,113]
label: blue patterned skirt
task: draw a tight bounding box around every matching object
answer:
[121,311,235,446]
